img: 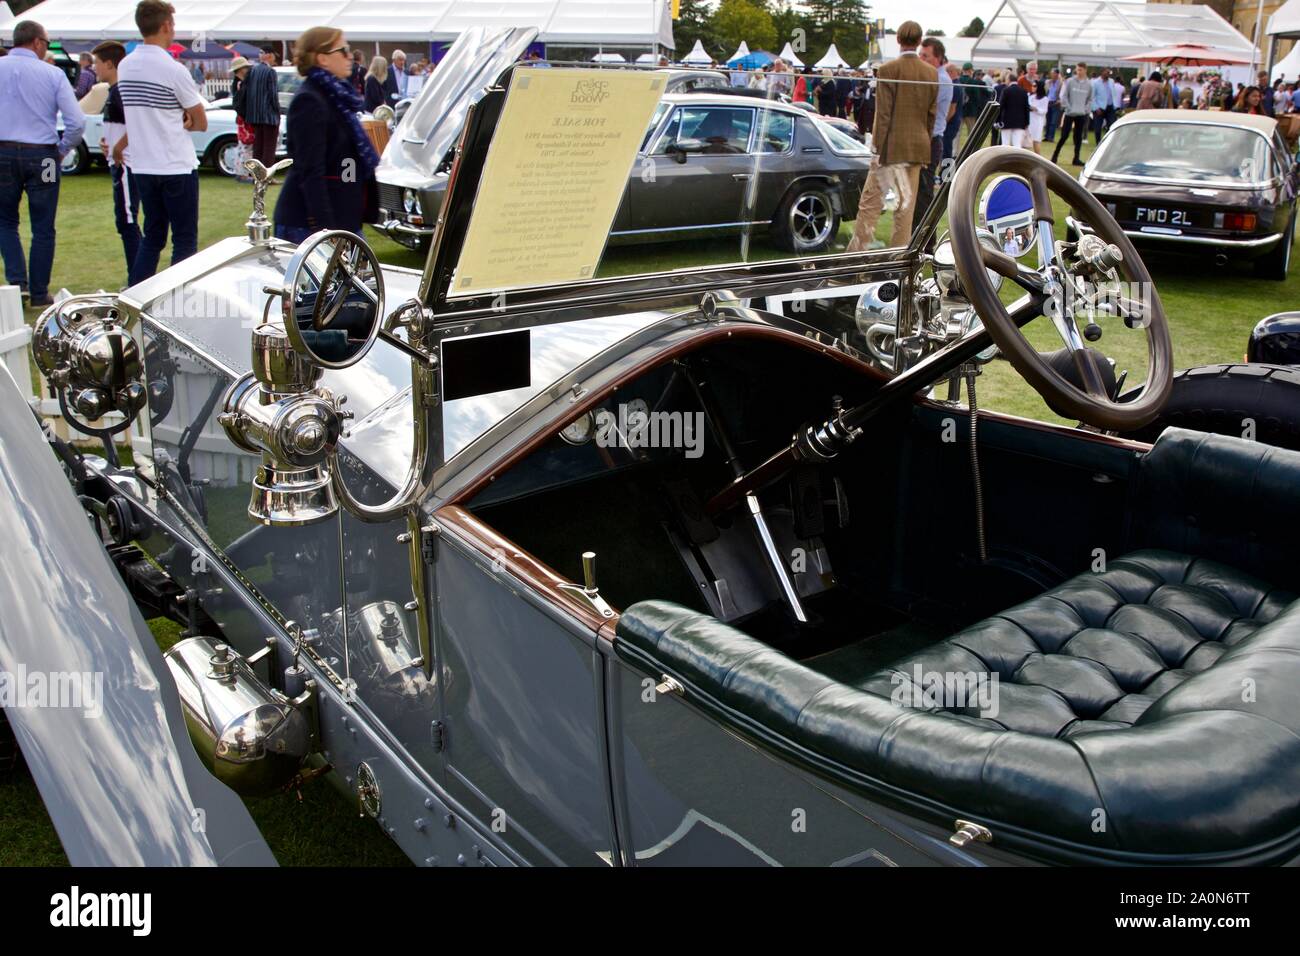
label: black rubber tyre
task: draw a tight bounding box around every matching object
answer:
[773,184,840,253]
[1255,212,1295,281]
[1121,363,1300,451]
[0,709,19,777]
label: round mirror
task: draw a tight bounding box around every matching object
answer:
[979,174,1035,259]
[281,230,385,369]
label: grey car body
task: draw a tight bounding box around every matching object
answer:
[11,61,1300,869]
[375,34,868,255]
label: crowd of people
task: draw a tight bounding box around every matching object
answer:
[0,3,387,303]
[729,26,1300,250]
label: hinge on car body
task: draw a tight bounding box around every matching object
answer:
[420,523,439,564]
[430,719,446,753]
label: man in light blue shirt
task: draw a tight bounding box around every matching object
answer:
[1090,67,1117,145]
[0,20,84,306]
[913,37,951,240]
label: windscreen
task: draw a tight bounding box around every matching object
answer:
[1090,123,1272,185]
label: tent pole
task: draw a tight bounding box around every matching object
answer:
[1252,0,1264,73]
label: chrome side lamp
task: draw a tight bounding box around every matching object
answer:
[32,294,147,438]
[219,230,385,526]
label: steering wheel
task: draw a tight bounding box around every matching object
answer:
[948,147,1173,430]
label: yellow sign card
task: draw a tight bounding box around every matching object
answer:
[449,69,667,297]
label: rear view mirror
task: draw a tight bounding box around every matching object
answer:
[281,230,385,369]
[979,174,1035,259]
[665,138,705,163]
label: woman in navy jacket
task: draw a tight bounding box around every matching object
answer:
[363,57,388,112]
[274,27,379,243]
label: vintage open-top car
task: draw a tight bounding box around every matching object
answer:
[5,58,1300,868]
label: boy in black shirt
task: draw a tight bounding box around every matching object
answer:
[92,40,139,281]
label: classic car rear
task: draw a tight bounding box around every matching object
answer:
[1069,110,1298,279]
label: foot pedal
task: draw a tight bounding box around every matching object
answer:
[664,477,719,545]
[791,466,825,539]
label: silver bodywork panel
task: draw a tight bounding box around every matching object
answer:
[0,367,274,865]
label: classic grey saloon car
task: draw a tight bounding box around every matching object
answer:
[6,57,1300,869]
[375,29,870,255]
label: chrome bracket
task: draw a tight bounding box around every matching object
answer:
[950,819,993,848]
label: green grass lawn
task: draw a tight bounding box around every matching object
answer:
[3,136,1292,865]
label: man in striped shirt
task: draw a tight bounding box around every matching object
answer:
[115,0,207,285]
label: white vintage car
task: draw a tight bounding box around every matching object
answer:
[62,90,288,178]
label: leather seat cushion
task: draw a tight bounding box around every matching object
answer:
[859,549,1297,740]
[617,549,1300,858]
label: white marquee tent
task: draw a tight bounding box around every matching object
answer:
[814,43,847,69]
[0,0,675,49]
[681,38,711,64]
[778,40,803,68]
[728,41,750,63]
[1267,0,1300,73]
[972,0,1252,65]
[1272,41,1300,81]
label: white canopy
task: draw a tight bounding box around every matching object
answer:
[0,0,676,47]
[874,35,1015,70]
[1269,0,1300,38]
[778,41,803,68]
[593,52,626,62]
[681,38,711,65]
[814,43,847,69]
[1273,42,1300,80]
[728,41,750,63]
[973,1,1253,64]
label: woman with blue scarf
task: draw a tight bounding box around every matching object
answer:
[274,27,379,243]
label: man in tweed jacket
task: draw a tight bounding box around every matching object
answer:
[846,20,937,251]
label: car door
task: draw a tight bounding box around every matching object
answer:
[627,104,758,231]
[422,503,619,865]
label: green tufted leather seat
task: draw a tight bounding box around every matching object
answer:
[615,430,1300,861]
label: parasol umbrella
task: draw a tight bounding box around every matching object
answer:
[180,42,233,60]
[1120,44,1253,67]
[729,50,774,70]
[227,41,266,58]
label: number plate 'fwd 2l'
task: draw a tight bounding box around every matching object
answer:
[1135,206,1193,226]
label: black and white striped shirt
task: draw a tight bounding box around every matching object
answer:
[117,44,203,175]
